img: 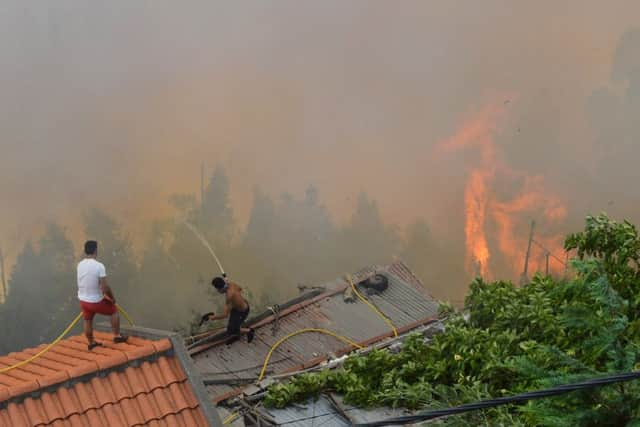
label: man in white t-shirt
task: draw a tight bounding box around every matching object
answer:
[77,240,128,350]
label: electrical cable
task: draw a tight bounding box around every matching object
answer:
[355,370,640,426]
[531,239,567,266]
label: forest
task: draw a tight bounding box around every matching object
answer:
[0,167,460,354]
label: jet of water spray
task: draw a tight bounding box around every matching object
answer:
[178,219,226,276]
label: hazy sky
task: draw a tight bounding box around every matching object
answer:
[1,1,640,273]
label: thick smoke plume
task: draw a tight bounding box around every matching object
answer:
[2,2,640,351]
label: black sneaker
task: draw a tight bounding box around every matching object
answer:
[88,341,103,351]
[114,335,129,344]
[247,328,255,343]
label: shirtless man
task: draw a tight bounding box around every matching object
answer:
[208,276,255,343]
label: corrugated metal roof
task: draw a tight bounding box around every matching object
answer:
[216,406,245,427]
[263,393,413,426]
[192,261,439,402]
[328,393,413,424]
[265,396,351,427]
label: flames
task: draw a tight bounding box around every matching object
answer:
[439,100,567,279]
[464,169,492,277]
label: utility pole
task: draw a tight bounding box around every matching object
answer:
[0,247,6,302]
[545,251,550,276]
[200,162,205,209]
[520,220,535,286]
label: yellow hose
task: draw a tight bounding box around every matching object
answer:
[0,304,134,375]
[0,312,83,374]
[257,328,364,382]
[255,275,398,383]
[347,273,398,337]
[116,303,135,326]
[222,411,240,425]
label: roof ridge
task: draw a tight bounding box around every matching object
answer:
[386,259,433,295]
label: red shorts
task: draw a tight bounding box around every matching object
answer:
[80,299,117,320]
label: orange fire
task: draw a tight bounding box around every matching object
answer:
[464,169,492,277]
[439,100,567,280]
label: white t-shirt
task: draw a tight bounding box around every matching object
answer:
[77,258,107,303]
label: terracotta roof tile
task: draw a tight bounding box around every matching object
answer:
[40,393,65,423]
[0,334,209,426]
[151,339,172,354]
[0,410,11,426]
[7,378,40,398]
[5,402,29,426]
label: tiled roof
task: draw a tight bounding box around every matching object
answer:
[0,330,214,427]
[190,261,440,404]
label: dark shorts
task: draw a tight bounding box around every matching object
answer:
[80,299,117,320]
[227,306,250,335]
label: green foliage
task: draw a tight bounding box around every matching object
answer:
[438,301,455,317]
[265,214,640,426]
[565,213,640,323]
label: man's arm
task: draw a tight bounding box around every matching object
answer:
[97,263,115,303]
[209,302,230,321]
[100,277,116,303]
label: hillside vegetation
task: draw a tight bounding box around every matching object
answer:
[265,214,640,426]
[0,169,454,354]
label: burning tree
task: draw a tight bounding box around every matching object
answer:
[265,213,640,425]
[439,100,567,281]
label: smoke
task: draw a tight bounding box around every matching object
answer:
[2,1,640,298]
[436,99,568,280]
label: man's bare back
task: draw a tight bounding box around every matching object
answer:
[226,282,248,312]
[209,276,254,343]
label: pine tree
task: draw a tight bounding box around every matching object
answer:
[201,166,234,244]
[0,225,76,353]
[83,208,137,303]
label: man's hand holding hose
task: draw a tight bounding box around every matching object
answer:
[200,312,215,326]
